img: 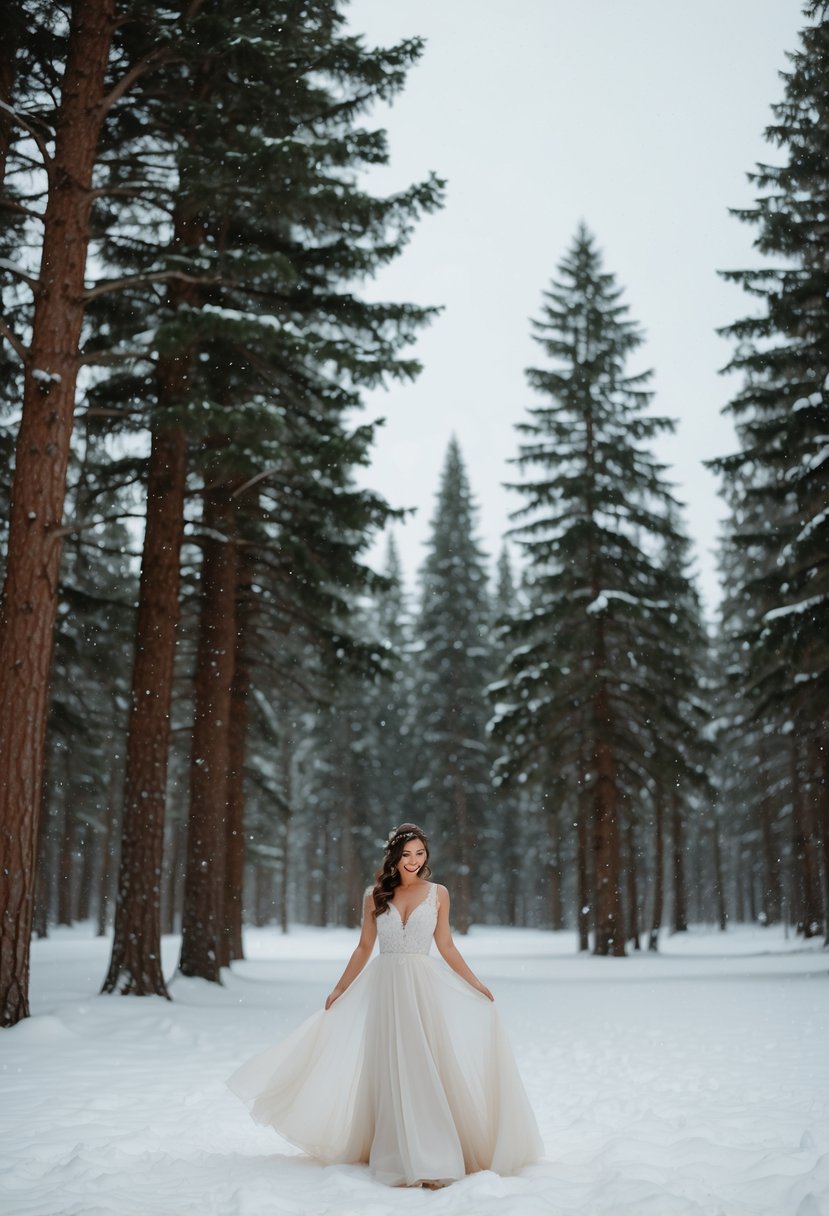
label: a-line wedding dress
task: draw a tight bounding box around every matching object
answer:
[225,881,544,1186]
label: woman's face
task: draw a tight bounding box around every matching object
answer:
[397,839,427,878]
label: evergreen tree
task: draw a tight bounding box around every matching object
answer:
[91,1,443,992]
[492,226,706,957]
[711,2,828,938]
[411,439,493,933]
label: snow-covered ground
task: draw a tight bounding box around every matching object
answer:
[1,921,827,1216]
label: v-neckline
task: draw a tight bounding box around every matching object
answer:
[390,884,432,928]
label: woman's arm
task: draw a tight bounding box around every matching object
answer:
[324,890,378,1009]
[433,884,494,1001]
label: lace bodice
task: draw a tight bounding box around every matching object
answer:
[371,882,438,955]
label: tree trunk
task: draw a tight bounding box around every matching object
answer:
[278,727,292,935]
[591,683,625,956]
[648,772,665,951]
[670,786,688,933]
[221,550,253,966]
[625,810,640,950]
[548,804,564,930]
[0,1,22,185]
[57,753,74,927]
[76,820,96,924]
[791,738,823,938]
[758,750,782,924]
[0,0,116,1027]
[96,757,121,937]
[33,783,52,940]
[101,420,187,996]
[816,749,821,948]
[576,786,590,952]
[162,817,184,937]
[179,486,238,981]
[711,812,727,931]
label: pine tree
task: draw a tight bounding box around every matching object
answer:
[493,225,705,957]
[411,438,493,933]
[711,2,828,938]
[93,1,443,992]
[0,0,123,1026]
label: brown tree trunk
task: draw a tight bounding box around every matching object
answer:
[101,421,187,996]
[711,812,727,931]
[791,738,823,937]
[625,809,640,950]
[278,728,292,935]
[162,817,184,937]
[57,752,74,927]
[96,757,121,937]
[0,0,116,1026]
[816,749,821,948]
[32,751,58,940]
[759,792,782,925]
[670,786,688,933]
[179,487,238,981]
[33,780,52,940]
[254,865,273,927]
[221,550,253,966]
[648,771,665,951]
[76,819,96,923]
[592,682,625,956]
[576,782,590,952]
[549,807,561,929]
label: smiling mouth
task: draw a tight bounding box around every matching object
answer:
[403,864,420,871]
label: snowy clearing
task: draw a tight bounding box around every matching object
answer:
[1,922,827,1216]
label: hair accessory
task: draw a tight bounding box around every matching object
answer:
[385,828,419,849]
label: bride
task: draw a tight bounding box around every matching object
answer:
[225,823,544,1188]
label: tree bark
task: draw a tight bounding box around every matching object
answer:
[711,812,727,931]
[648,771,665,951]
[221,550,253,966]
[576,779,591,952]
[179,486,238,981]
[592,682,625,956]
[96,756,121,937]
[76,820,96,923]
[548,804,564,931]
[0,0,116,1026]
[625,809,640,950]
[101,420,186,996]
[57,750,74,927]
[670,785,688,933]
[0,0,23,186]
[790,738,823,937]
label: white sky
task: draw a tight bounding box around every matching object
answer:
[344,0,806,617]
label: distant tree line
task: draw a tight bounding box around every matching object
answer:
[0,1,826,1027]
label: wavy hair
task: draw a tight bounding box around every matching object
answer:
[371,823,431,919]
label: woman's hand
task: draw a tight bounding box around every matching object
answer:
[324,987,344,1010]
[475,982,495,1002]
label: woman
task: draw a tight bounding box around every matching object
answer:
[225,823,544,1188]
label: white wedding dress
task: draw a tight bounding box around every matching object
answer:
[225,882,544,1186]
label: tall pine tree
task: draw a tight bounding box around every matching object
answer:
[711,1,828,938]
[493,225,706,956]
[411,439,493,933]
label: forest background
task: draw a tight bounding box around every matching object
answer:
[0,0,827,1029]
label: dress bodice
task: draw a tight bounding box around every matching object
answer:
[373,882,437,955]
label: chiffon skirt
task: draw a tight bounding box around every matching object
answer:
[225,951,544,1186]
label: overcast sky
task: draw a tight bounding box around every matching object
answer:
[343,0,806,617]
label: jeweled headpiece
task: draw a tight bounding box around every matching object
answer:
[385,828,419,851]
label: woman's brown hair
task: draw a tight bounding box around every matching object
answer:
[371,823,431,919]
